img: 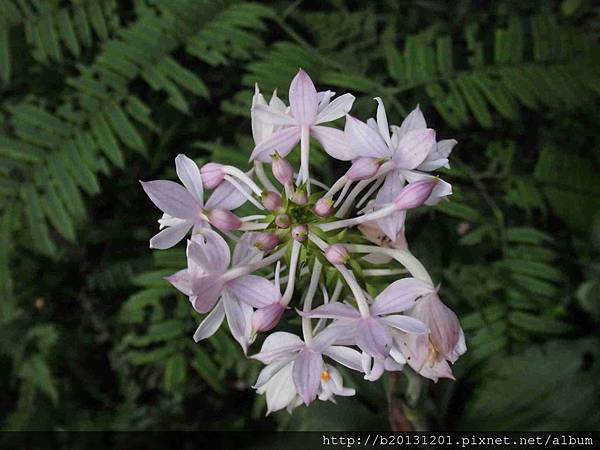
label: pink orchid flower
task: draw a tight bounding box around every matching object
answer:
[252,327,361,413]
[141,154,249,249]
[249,69,355,162]
[345,100,455,240]
[395,287,466,382]
[166,230,283,352]
[301,278,431,379]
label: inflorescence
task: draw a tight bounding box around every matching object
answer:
[141,69,466,414]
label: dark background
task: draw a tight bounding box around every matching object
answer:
[0,0,599,431]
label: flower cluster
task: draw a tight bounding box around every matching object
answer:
[141,69,465,414]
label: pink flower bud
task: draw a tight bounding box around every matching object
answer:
[255,232,279,251]
[325,244,349,265]
[252,302,285,332]
[271,153,294,185]
[346,157,380,181]
[393,179,437,211]
[200,163,225,188]
[275,213,290,228]
[291,224,308,242]
[314,197,334,217]
[261,191,282,211]
[291,189,307,205]
[207,209,242,231]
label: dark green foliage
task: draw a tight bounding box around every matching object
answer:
[0,0,599,431]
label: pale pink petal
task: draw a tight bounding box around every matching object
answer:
[140,180,202,219]
[315,93,355,124]
[175,154,204,205]
[364,357,385,381]
[190,276,225,313]
[165,269,193,296]
[226,275,281,308]
[371,278,435,316]
[404,171,452,206]
[259,361,297,413]
[311,325,350,351]
[384,356,404,371]
[344,115,390,158]
[253,356,295,389]
[269,90,287,112]
[323,346,363,371]
[188,230,230,273]
[250,126,301,162]
[449,328,467,363]
[310,125,356,161]
[392,129,436,170]
[374,97,391,145]
[317,90,335,111]
[205,177,249,210]
[252,303,285,332]
[251,104,296,125]
[223,290,253,353]
[396,104,427,139]
[251,332,304,363]
[356,317,392,358]
[193,301,225,342]
[418,139,457,171]
[380,315,429,334]
[289,69,318,125]
[393,179,437,210]
[149,221,192,249]
[292,348,323,405]
[299,302,361,320]
[232,232,262,266]
[373,172,406,239]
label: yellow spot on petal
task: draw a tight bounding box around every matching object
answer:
[320,370,330,381]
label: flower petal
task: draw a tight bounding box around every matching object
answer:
[396,104,427,139]
[323,346,363,371]
[175,154,204,205]
[251,104,296,126]
[371,278,435,316]
[193,301,225,342]
[289,69,318,125]
[311,324,351,351]
[364,357,385,381]
[140,180,202,219]
[188,230,230,273]
[227,275,281,308]
[254,356,295,389]
[299,302,361,320]
[374,97,391,145]
[250,126,301,162]
[149,221,192,249]
[393,129,436,170]
[292,348,323,405]
[344,115,390,158]
[260,361,297,413]
[381,315,429,334]
[403,171,452,206]
[251,332,304,364]
[165,269,193,296]
[232,232,262,266]
[310,125,355,161]
[223,290,253,353]
[190,275,225,313]
[356,317,392,358]
[205,177,250,211]
[418,139,457,171]
[315,93,355,124]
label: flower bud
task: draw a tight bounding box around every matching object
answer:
[207,209,242,231]
[314,197,334,217]
[252,302,285,332]
[271,153,294,185]
[291,224,308,242]
[325,244,349,265]
[255,232,279,251]
[346,157,380,181]
[261,191,282,211]
[200,163,225,188]
[393,179,436,211]
[291,189,307,205]
[275,213,290,228]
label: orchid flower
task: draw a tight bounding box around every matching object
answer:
[166,230,284,352]
[141,154,250,249]
[252,328,361,413]
[142,68,466,414]
[250,69,355,187]
[395,287,467,382]
[301,277,431,380]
